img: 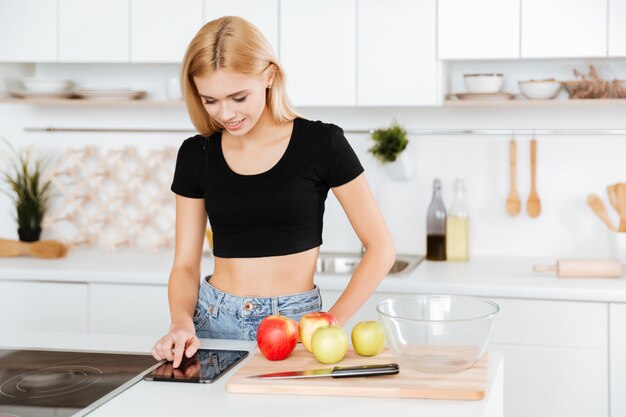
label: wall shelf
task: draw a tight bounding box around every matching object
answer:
[444,98,626,106]
[0,97,185,107]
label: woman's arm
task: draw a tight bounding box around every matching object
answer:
[152,195,206,367]
[327,173,396,325]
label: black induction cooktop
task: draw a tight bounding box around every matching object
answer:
[0,349,158,417]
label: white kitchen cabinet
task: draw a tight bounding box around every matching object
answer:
[280,0,356,106]
[610,303,626,417]
[0,281,87,332]
[58,0,129,63]
[521,0,608,58]
[490,343,608,417]
[0,0,57,62]
[89,283,170,336]
[203,0,279,58]
[609,0,626,56]
[131,0,203,63]
[357,0,437,106]
[437,0,520,59]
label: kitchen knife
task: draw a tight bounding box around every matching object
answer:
[247,363,399,379]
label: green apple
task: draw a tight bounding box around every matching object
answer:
[311,325,348,364]
[351,321,385,356]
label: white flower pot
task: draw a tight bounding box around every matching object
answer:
[384,151,414,181]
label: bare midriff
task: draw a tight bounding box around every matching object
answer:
[209,246,319,297]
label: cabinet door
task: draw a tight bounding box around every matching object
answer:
[89,284,170,336]
[609,0,626,56]
[489,344,608,417]
[59,0,129,62]
[0,0,57,62]
[131,0,203,63]
[203,0,279,57]
[521,0,607,58]
[0,281,88,332]
[438,0,520,59]
[280,0,356,106]
[358,0,437,106]
[610,304,626,417]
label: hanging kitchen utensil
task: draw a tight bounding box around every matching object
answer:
[586,194,618,231]
[505,138,521,216]
[526,138,541,217]
[616,183,626,232]
[533,259,625,278]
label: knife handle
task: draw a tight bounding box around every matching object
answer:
[331,363,399,378]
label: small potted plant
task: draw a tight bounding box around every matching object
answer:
[368,120,413,181]
[2,141,53,242]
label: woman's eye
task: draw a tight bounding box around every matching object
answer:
[203,99,215,105]
[233,96,247,103]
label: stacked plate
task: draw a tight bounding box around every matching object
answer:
[7,77,76,98]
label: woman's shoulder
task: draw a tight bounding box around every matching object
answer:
[178,132,219,154]
[296,118,344,142]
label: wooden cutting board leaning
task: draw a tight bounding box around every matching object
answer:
[226,345,488,400]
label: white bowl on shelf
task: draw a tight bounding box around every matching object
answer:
[463,73,503,93]
[20,77,73,93]
[518,79,562,100]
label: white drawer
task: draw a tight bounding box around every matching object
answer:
[489,297,607,349]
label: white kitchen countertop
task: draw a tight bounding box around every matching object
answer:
[1,331,503,417]
[2,246,626,302]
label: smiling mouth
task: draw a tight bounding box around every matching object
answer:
[225,119,244,128]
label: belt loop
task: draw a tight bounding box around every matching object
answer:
[271,297,279,315]
[212,291,224,318]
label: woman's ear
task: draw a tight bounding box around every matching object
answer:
[265,64,277,88]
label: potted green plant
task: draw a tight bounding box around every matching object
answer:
[2,142,53,242]
[368,121,413,181]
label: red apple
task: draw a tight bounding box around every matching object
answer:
[298,312,338,353]
[256,315,299,361]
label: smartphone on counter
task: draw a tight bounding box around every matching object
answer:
[143,349,249,384]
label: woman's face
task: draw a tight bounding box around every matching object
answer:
[193,69,272,136]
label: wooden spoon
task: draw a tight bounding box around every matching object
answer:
[526,139,541,218]
[505,138,521,216]
[616,183,626,232]
[586,194,618,231]
[607,183,619,213]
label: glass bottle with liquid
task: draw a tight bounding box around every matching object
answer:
[426,178,447,261]
[446,178,469,261]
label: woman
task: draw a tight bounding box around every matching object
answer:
[151,16,395,368]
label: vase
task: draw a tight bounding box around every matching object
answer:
[384,151,414,181]
[18,227,42,242]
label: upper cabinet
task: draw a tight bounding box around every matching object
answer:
[203,0,279,58]
[609,0,626,56]
[131,0,203,63]
[521,0,607,58]
[0,0,57,62]
[358,0,437,106]
[59,0,128,62]
[438,0,520,59]
[280,0,356,106]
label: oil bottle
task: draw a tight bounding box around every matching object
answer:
[446,178,469,261]
[426,178,447,261]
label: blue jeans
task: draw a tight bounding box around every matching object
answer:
[193,275,322,341]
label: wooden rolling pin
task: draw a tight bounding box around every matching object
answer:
[533,260,625,278]
[0,239,68,259]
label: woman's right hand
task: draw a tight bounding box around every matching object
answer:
[151,321,201,368]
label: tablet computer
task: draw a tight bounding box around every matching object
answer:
[143,349,249,384]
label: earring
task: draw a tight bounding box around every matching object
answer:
[267,84,272,88]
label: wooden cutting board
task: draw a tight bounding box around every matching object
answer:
[226,345,488,400]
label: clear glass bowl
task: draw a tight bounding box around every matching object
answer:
[377,295,499,373]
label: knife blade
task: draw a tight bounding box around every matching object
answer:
[247,363,399,379]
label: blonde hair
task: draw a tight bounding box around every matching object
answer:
[181,16,301,136]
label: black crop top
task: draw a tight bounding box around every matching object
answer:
[170,117,364,258]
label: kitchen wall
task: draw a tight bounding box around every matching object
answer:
[1,63,625,259]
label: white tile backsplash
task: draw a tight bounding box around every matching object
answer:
[1,102,625,259]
